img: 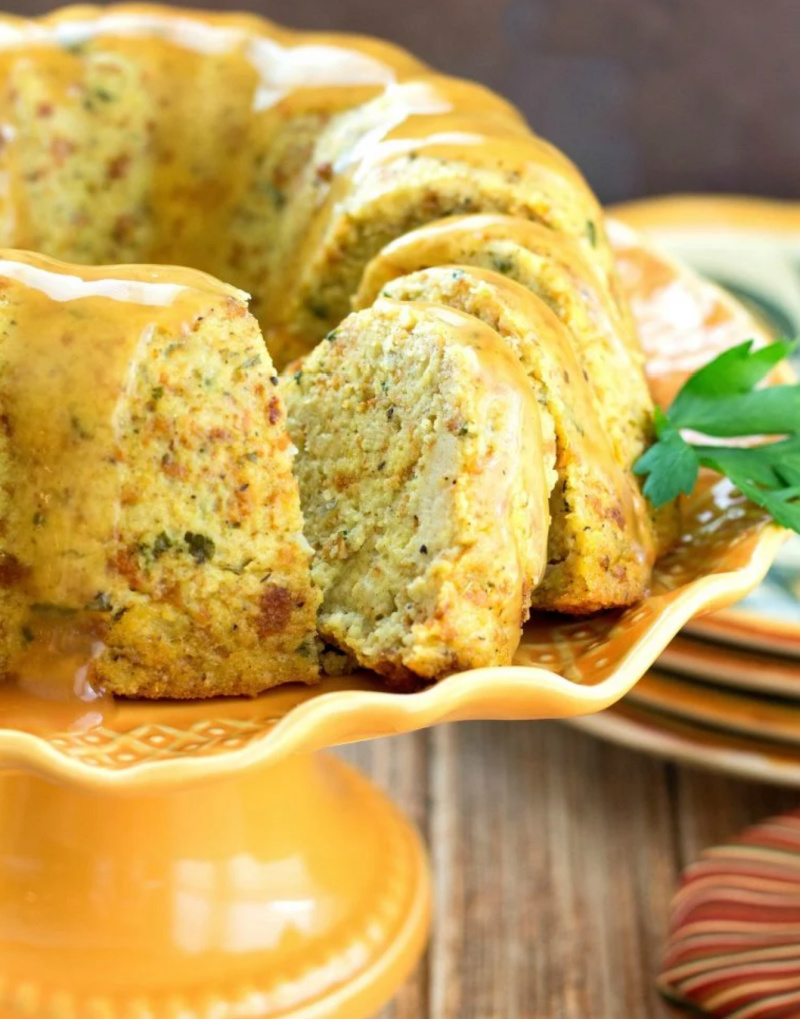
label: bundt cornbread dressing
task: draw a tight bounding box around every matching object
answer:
[0,5,611,370]
[0,6,678,696]
[0,251,319,699]
[377,266,656,613]
[357,214,679,585]
[284,298,555,684]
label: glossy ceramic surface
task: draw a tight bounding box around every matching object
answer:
[0,474,781,789]
[629,669,800,746]
[568,700,800,787]
[659,810,800,1019]
[0,752,431,1019]
[689,608,800,658]
[613,195,800,657]
[660,634,800,699]
[568,196,800,789]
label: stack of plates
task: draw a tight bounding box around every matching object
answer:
[569,197,800,785]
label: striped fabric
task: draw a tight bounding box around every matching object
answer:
[659,812,800,1018]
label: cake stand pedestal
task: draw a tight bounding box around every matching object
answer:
[0,751,430,1019]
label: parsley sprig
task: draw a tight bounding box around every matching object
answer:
[634,339,800,533]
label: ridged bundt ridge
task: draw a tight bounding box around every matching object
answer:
[0,5,611,365]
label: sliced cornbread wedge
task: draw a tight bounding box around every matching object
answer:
[356,213,652,470]
[0,252,319,698]
[264,79,609,363]
[380,266,658,613]
[284,297,554,684]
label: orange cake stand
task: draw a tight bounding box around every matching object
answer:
[0,220,789,1018]
[0,474,783,1019]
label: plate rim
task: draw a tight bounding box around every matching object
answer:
[613,193,800,654]
[566,700,800,787]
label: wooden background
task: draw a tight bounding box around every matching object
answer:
[340,729,799,1019]
[4,1,798,1014]
[6,0,800,203]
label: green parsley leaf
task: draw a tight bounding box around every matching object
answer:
[634,426,699,504]
[675,339,793,401]
[634,338,800,533]
[669,339,799,435]
[674,385,800,437]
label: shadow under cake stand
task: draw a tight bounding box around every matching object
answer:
[0,474,783,1019]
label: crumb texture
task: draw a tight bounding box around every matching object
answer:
[285,298,550,683]
[0,254,319,698]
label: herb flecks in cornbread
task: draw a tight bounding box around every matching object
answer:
[0,253,319,698]
[285,298,552,685]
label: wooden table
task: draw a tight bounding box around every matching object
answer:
[338,723,799,1018]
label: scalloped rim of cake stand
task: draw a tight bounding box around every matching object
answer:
[0,521,785,791]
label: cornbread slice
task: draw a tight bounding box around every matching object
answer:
[380,266,658,613]
[0,252,319,698]
[4,39,157,265]
[356,213,653,470]
[284,297,554,684]
[264,79,608,363]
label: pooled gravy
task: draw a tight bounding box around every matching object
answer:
[0,613,116,735]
